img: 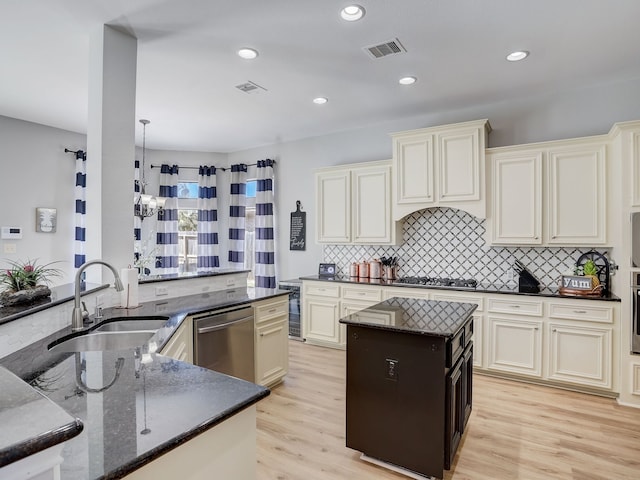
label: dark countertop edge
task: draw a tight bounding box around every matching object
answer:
[101,387,270,480]
[0,283,109,327]
[299,275,621,302]
[138,270,250,284]
[0,419,84,468]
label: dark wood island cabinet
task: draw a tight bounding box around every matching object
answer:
[339,297,477,480]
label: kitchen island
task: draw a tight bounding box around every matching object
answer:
[340,297,477,480]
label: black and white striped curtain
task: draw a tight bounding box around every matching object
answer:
[156,164,179,275]
[228,164,247,270]
[255,159,276,289]
[74,150,86,268]
[197,166,220,272]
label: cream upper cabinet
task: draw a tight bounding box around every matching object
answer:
[391,119,490,220]
[631,128,640,206]
[316,160,399,245]
[547,143,607,245]
[316,169,351,243]
[489,150,543,245]
[488,137,608,246]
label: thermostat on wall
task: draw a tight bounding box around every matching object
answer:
[1,227,23,239]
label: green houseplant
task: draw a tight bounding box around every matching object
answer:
[0,259,62,306]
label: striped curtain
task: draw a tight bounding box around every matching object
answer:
[197,166,220,272]
[228,164,247,270]
[155,164,179,275]
[74,150,87,268]
[133,159,142,265]
[255,159,276,289]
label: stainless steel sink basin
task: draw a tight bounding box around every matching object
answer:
[48,331,156,353]
[93,318,168,332]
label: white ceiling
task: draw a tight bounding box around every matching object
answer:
[2,0,640,152]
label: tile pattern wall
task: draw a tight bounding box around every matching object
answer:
[323,208,608,287]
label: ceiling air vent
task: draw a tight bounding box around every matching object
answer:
[363,38,406,59]
[235,81,267,94]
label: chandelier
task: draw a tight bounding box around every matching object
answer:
[135,119,166,219]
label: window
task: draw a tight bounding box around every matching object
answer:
[175,179,258,277]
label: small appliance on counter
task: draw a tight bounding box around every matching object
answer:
[513,260,540,293]
[318,263,336,278]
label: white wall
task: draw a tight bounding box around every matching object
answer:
[0,116,86,285]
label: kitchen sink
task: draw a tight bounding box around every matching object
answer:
[93,317,168,332]
[48,330,156,353]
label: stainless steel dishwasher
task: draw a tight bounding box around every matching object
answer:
[193,305,255,382]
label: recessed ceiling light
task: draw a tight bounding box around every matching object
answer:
[506,50,529,62]
[341,5,365,21]
[313,97,328,105]
[399,76,417,85]
[237,48,259,60]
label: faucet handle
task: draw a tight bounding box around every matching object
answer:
[81,301,90,320]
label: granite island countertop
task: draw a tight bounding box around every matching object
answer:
[339,297,477,338]
[0,286,288,479]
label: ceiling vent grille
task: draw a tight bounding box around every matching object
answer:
[363,38,406,59]
[235,81,267,94]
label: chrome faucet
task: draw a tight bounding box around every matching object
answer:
[72,260,124,331]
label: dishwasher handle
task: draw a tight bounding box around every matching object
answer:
[197,315,254,335]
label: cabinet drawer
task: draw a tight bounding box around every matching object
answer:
[432,292,484,312]
[255,298,288,323]
[304,283,340,298]
[342,286,382,302]
[487,297,543,317]
[548,303,613,324]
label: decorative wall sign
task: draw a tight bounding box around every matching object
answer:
[290,200,306,251]
[36,208,57,233]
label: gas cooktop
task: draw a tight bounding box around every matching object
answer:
[393,276,478,289]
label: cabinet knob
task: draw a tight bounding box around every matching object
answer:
[552,328,557,332]
[260,332,265,337]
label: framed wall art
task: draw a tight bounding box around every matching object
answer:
[36,207,57,233]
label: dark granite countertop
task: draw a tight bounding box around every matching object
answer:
[0,282,107,326]
[0,286,288,479]
[339,297,477,337]
[0,366,83,468]
[299,275,621,302]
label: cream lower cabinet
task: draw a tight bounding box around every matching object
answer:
[486,296,544,378]
[159,316,193,363]
[303,282,342,347]
[254,297,289,387]
[546,300,615,390]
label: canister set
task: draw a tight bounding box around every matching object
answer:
[350,257,397,280]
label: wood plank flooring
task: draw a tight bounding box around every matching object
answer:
[256,340,640,480]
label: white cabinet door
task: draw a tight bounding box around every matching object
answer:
[488,316,542,378]
[352,163,394,243]
[303,297,341,346]
[438,126,482,203]
[159,317,193,363]
[393,132,434,205]
[547,144,607,245]
[490,151,543,245]
[548,323,612,389]
[316,170,351,243]
[255,318,288,387]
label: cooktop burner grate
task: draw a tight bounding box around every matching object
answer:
[394,276,478,289]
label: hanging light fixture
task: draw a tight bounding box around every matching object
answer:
[135,119,166,219]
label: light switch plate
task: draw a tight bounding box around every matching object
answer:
[3,243,17,254]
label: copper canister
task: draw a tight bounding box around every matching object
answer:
[358,261,369,278]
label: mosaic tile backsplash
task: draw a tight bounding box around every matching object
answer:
[322,208,609,288]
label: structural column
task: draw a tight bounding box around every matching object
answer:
[85,25,137,283]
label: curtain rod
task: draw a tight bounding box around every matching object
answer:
[150,160,275,172]
[64,148,80,154]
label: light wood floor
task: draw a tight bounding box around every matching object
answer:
[256,340,640,480]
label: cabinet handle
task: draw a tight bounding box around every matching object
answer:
[535,327,539,330]
[573,310,587,314]
[511,305,521,308]
[268,308,277,313]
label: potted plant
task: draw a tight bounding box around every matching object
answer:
[0,259,62,306]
